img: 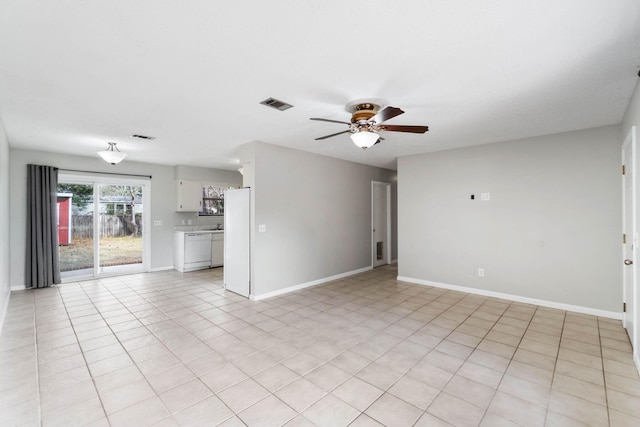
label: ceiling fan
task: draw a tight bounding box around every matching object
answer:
[310,101,429,149]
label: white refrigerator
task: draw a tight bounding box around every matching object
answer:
[224,188,250,297]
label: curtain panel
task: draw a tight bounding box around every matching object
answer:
[26,164,61,288]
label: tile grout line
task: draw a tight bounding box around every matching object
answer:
[472,300,537,426]
[78,275,240,425]
[50,284,112,424]
[30,290,43,427]
[352,288,497,425]
[545,307,566,426]
[414,292,492,426]
[110,272,279,424]
[19,265,640,426]
[598,317,612,427]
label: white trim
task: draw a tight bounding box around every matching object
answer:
[0,290,9,335]
[58,173,151,278]
[391,259,398,264]
[11,284,26,291]
[150,266,175,272]
[371,181,391,267]
[250,266,373,301]
[622,125,639,372]
[397,276,622,320]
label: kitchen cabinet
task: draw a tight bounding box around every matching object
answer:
[211,233,224,267]
[176,180,202,212]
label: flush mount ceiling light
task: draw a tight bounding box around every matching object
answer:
[97,142,127,165]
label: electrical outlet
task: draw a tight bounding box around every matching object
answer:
[187,219,192,225]
[478,268,485,277]
[181,219,187,225]
[481,193,491,201]
[258,224,266,232]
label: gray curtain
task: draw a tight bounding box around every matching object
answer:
[26,164,61,288]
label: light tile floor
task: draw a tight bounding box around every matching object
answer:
[1,265,640,426]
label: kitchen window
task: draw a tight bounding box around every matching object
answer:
[199,183,236,216]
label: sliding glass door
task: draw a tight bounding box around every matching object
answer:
[57,182,94,277]
[57,174,150,280]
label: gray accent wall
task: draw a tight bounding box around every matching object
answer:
[242,142,397,297]
[398,125,621,312]
[0,116,9,331]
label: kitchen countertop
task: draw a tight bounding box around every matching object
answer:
[174,226,224,233]
[174,229,224,234]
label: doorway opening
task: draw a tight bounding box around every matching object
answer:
[57,173,150,280]
[372,181,391,268]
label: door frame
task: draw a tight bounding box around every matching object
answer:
[622,125,639,371]
[58,173,151,280]
[371,181,391,267]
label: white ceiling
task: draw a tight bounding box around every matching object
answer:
[1,1,639,171]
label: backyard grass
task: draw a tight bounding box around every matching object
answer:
[58,236,143,271]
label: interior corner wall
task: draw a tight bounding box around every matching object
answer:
[622,80,640,137]
[398,125,621,313]
[0,116,10,332]
[250,142,397,297]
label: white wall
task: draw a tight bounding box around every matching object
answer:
[242,142,397,297]
[0,116,10,332]
[398,125,621,314]
[622,80,640,136]
[9,148,240,289]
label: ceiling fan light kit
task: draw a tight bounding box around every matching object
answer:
[97,142,127,165]
[311,101,429,149]
[351,129,380,149]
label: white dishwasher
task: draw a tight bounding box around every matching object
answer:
[174,231,212,272]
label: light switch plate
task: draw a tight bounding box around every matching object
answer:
[153,220,162,226]
[481,193,491,201]
[258,224,266,232]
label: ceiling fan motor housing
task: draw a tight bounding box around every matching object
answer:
[310,100,427,142]
[350,103,381,124]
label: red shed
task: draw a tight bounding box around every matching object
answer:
[57,193,72,245]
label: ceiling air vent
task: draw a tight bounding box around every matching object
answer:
[130,134,156,141]
[260,97,293,111]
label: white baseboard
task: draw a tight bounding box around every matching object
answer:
[150,266,175,272]
[391,259,398,265]
[0,290,10,335]
[250,266,373,301]
[397,276,621,320]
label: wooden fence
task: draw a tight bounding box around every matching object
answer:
[72,215,142,238]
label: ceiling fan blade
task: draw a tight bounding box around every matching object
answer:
[310,117,351,125]
[370,106,404,124]
[373,137,385,146]
[315,129,351,140]
[380,125,429,134]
